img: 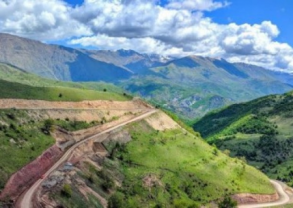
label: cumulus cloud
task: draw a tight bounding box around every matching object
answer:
[0,0,91,40]
[0,0,292,72]
[220,22,282,55]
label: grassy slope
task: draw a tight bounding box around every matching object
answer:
[0,79,129,101]
[192,91,293,185]
[101,119,274,207]
[0,62,129,100]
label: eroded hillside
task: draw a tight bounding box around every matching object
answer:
[0,98,150,205]
[2,107,275,208]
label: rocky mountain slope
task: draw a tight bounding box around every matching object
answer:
[1,33,293,119]
[123,56,293,119]
[193,90,293,186]
[0,33,132,82]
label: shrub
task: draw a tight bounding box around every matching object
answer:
[101,178,115,191]
[43,119,55,134]
[108,192,124,208]
[218,195,237,208]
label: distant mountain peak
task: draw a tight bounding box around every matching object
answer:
[116,49,141,57]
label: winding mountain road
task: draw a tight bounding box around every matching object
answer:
[17,108,292,208]
[18,109,158,208]
[238,180,290,208]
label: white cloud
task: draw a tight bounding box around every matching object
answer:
[69,34,188,57]
[0,0,292,72]
[166,0,230,11]
[0,0,91,40]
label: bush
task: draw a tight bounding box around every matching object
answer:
[43,119,55,134]
[218,195,237,208]
[101,178,115,191]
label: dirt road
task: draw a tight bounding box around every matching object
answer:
[18,109,158,208]
[238,180,290,208]
[0,99,149,110]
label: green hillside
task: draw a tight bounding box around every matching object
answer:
[193,91,293,185]
[108,121,274,207]
[0,79,129,101]
[51,117,274,208]
[0,75,274,206]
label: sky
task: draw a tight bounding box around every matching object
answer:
[0,0,293,72]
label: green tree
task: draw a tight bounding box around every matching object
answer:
[218,195,237,208]
[43,119,55,134]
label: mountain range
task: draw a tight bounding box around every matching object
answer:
[1,33,293,119]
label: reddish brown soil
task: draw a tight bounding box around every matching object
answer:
[233,192,279,204]
[0,145,62,201]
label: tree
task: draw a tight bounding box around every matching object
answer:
[43,119,55,134]
[103,88,107,92]
[218,195,237,208]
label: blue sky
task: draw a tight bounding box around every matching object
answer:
[0,0,293,71]
[205,0,293,46]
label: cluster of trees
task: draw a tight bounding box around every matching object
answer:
[236,116,278,135]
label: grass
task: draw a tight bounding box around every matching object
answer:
[101,120,274,207]
[0,109,55,190]
[54,119,100,131]
[0,79,130,101]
